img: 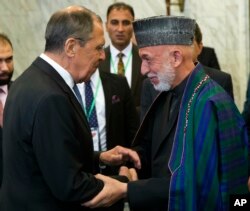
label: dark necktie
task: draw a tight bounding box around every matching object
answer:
[117,52,125,75]
[73,84,83,108]
[85,80,98,128]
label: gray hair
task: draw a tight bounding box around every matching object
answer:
[45,6,102,53]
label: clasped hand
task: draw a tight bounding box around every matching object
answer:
[99,145,141,169]
[82,146,140,208]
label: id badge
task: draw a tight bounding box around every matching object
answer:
[91,127,100,151]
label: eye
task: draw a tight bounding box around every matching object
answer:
[96,45,104,52]
[110,20,119,26]
[6,57,13,63]
[122,20,132,26]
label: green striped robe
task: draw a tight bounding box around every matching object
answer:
[168,64,249,211]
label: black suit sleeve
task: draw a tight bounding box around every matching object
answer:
[33,94,104,203]
[127,178,169,210]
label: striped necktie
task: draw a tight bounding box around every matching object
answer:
[117,52,125,75]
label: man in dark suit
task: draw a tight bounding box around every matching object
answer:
[198,46,221,70]
[196,24,221,70]
[77,69,139,210]
[140,22,234,120]
[98,2,144,109]
[0,33,14,187]
[77,69,139,163]
[0,6,140,211]
[84,16,248,211]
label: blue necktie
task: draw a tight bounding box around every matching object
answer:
[85,81,98,128]
[73,84,83,108]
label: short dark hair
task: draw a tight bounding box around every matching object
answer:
[45,6,102,53]
[107,2,134,19]
[0,33,13,49]
[194,23,202,44]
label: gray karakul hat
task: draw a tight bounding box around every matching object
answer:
[133,16,196,48]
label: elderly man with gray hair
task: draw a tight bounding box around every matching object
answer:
[84,16,249,211]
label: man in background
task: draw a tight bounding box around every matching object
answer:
[99,2,144,110]
[198,45,221,70]
[0,33,14,187]
[77,68,139,210]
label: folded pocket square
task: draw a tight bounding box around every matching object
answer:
[112,95,121,104]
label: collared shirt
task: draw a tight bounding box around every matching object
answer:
[40,53,75,93]
[77,70,106,151]
[110,42,132,87]
[0,85,8,107]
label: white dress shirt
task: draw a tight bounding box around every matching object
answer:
[110,42,133,87]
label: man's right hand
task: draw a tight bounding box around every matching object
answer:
[99,145,141,169]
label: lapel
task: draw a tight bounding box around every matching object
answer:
[131,45,142,94]
[33,57,90,130]
[132,92,170,147]
[151,92,179,157]
[99,71,112,133]
[100,45,142,96]
[99,47,111,73]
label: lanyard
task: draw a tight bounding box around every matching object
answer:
[110,51,132,75]
[84,78,101,121]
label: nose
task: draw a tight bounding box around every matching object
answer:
[117,23,124,32]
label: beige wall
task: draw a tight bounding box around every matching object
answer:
[0,0,249,110]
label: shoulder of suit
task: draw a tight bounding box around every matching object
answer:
[204,65,231,79]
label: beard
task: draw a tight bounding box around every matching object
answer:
[151,63,176,92]
[0,71,13,86]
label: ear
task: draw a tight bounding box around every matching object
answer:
[64,38,77,57]
[171,50,183,67]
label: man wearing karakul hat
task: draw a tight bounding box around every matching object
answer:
[83,16,249,211]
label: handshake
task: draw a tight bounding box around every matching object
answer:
[83,145,141,208]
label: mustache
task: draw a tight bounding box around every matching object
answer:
[0,72,11,77]
[147,73,157,78]
[0,71,13,86]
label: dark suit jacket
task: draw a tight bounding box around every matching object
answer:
[97,71,139,211]
[140,64,234,120]
[99,44,144,108]
[0,82,12,187]
[198,46,221,70]
[100,71,139,151]
[128,92,176,211]
[0,57,105,211]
